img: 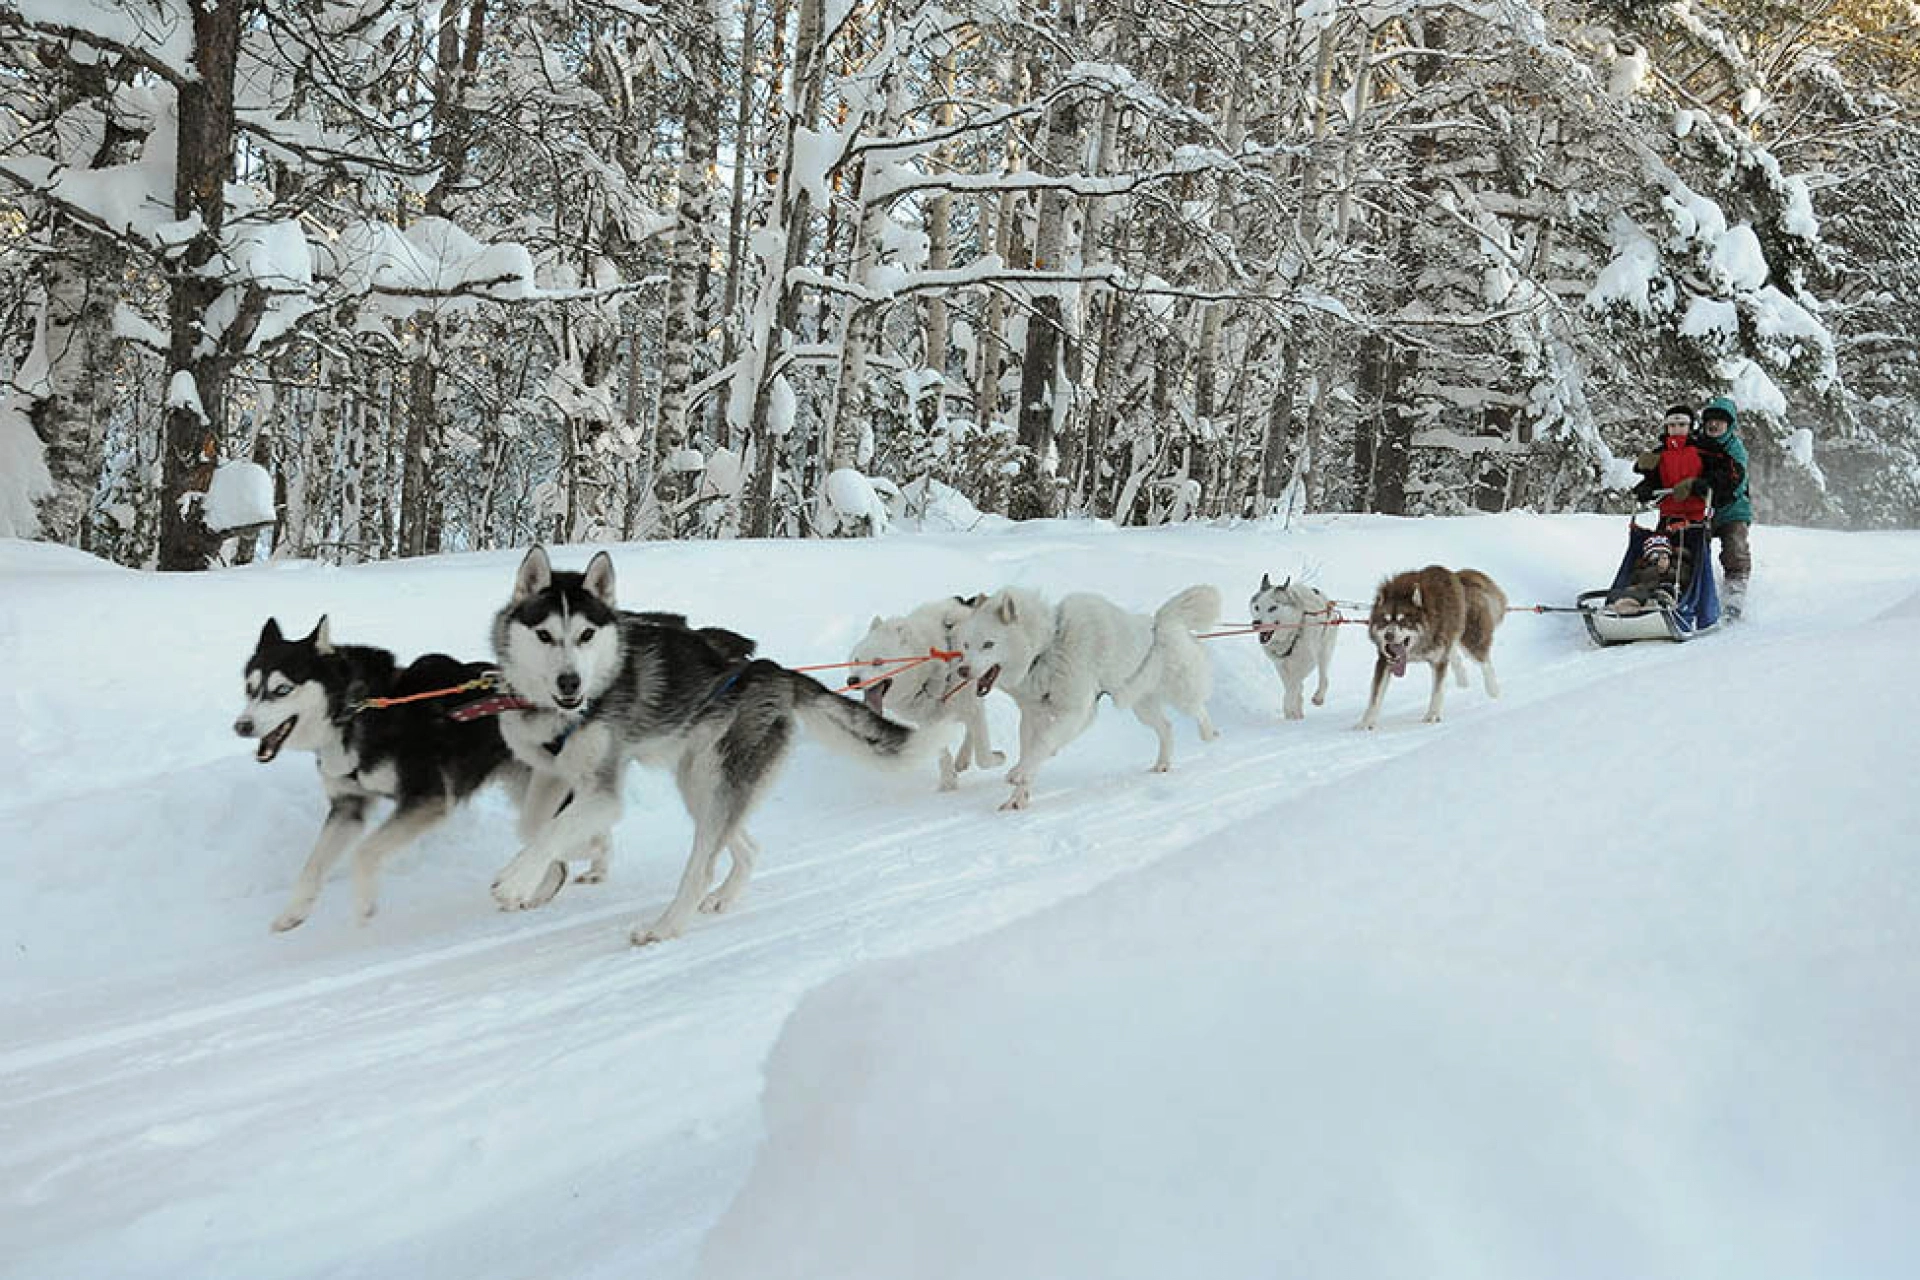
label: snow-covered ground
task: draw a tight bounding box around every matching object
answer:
[2,513,1917,1280]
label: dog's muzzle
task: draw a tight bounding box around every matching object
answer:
[246,714,298,763]
[975,664,1001,697]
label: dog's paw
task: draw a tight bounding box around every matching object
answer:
[1285,708,1305,721]
[1423,713,1444,724]
[1149,761,1172,774]
[630,920,681,947]
[999,785,1031,812]
[573,866,606,885]
[492,858,567,910]
[270,908,308,933]
[984,749,1007,767]
[698,888,740,915]
[1311,691,1327,706]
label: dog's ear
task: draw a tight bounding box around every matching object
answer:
[1410,585,1422,608]
[871,614,885,630]
[583,550,616,607]
[309,615,334,655]
[996,593,1018,624]
[514,546,552,603]
[1260,572,1272,590]
[258,617,283,648]
[953,593,983,608]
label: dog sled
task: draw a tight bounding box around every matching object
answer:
[1578,519,1721,646]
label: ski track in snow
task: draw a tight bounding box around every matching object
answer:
[2,517,1916,1280]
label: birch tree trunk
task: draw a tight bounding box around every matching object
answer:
[742,0,827,538]
[715,0,763,453]
[1065,0,1131,511]
[822,59,907,495]
[398,0,484,557]
[30,239,117,546]
[1261,14,1341,509]
[972,183,1016,442]
[655,0,726,517]
[1192,32,1249,517]
[1009,14,1080,521]
[920,49,956,430]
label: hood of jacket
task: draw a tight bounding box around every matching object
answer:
[1701,395,1740,435]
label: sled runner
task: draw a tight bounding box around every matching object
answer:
[1578,519,1721,646]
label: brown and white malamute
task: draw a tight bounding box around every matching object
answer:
[1356,565,1505,730]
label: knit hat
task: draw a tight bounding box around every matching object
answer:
[1663,404,1693,434]
[1641,534,1673,560]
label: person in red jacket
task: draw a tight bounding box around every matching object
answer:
[1631,403,1734,526]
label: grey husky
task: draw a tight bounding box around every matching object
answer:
[846,595,1002,791]
[488,546,918,946]
[951,584,1221,810]
[234,617,530,931]
[1248,573,1338,720]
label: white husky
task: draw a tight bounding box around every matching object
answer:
[847,596,1003,791]
[951,584,1221,810]
[1248,573,1338,720]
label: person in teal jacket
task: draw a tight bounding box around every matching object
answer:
[1695,395,1751,618]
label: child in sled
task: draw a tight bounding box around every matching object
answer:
[1606,534,1690,615]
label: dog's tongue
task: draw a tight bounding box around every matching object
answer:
[1386,644,1409,678]
[863,680,888,715]
[255,717,295,763]
[976,664,1001,697]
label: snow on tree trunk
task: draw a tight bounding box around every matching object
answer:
[741,0,827,539]
[1010,19,1079,522]
[28,236,118,546]
[158,0,244,572]
[655,0,726,518]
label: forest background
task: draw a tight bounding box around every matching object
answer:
[2,0,1916,569]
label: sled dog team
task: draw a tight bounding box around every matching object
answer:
[235,549,1506,943]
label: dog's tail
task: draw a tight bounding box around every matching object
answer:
[1154,584,1221,635]
[1116,584,1221,707]
[786,668,920,763]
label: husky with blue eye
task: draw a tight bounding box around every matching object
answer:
[488,547,919,946]
[233,617,534,931]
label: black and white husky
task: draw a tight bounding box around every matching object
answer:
[234,617,530,931]
[488,547,919,946]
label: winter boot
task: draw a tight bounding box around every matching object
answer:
[1723,576,1748,621]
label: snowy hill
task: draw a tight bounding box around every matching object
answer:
[2,514,1917,1280]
